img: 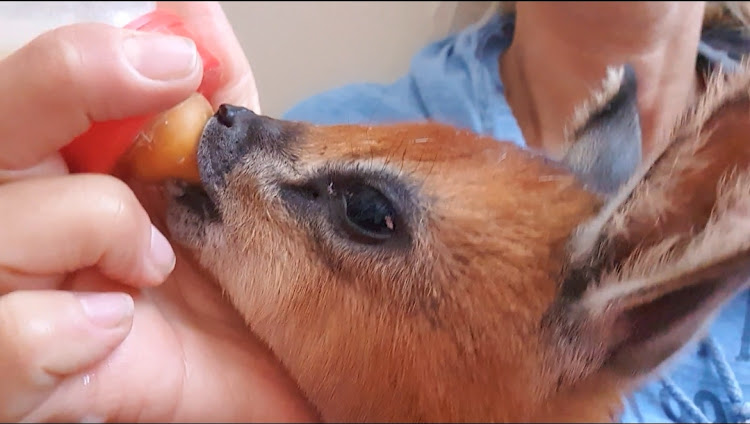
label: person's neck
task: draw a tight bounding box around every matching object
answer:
[499,2,706,158]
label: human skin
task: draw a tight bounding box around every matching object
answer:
[501,1,706,158]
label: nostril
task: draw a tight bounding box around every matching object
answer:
[216,104,237,128]
[215,104,257,128]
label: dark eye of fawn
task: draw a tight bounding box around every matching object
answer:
[342,184,396,240]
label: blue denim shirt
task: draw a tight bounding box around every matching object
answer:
[283,13,750,423]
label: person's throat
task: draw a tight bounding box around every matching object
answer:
[499,2,705,159]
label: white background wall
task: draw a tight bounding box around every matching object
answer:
[220,1,497,117]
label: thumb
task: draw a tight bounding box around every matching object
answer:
[0,22,203,170]
[0,290,134,422]
[158,1,261,112]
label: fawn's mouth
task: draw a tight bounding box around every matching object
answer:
[167,103,296,223]
[166,179,221,222]
[163,111,227,222]
[164,105,245,222]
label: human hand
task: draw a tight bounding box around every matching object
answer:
[0,1,317,422]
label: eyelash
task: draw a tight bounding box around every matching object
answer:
[278,163,417,249]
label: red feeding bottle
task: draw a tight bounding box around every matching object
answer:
[59,9,222,175]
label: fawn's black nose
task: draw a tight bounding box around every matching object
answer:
[198,104,293,192]
[215,104,255,128]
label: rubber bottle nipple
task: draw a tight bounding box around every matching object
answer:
[59,10,221,175]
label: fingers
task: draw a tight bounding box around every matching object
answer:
[157,1,262,112]
[0,22,203,170]
[0,153,68,184]
[0,290,134,422]
[0,174,176,291]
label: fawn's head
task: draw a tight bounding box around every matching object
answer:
[165,64,750,422]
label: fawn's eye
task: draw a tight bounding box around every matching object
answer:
[338,184,397,243]
[279,173,409,248]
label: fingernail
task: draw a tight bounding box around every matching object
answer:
[148,225,176,281]
[76,292,134,328]
[123,32,198,81]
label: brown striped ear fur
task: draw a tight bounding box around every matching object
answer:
[545,60,750,392]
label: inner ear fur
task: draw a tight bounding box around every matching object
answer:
[545,61,750,384]
[561,64,642,198]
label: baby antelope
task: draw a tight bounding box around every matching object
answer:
[164,63,750,422]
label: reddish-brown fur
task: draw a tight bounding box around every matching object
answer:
[164,63,750,422]
[293,125,601,421]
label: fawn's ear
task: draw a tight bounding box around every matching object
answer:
[544,63,750,384]
[561,64,642,197]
